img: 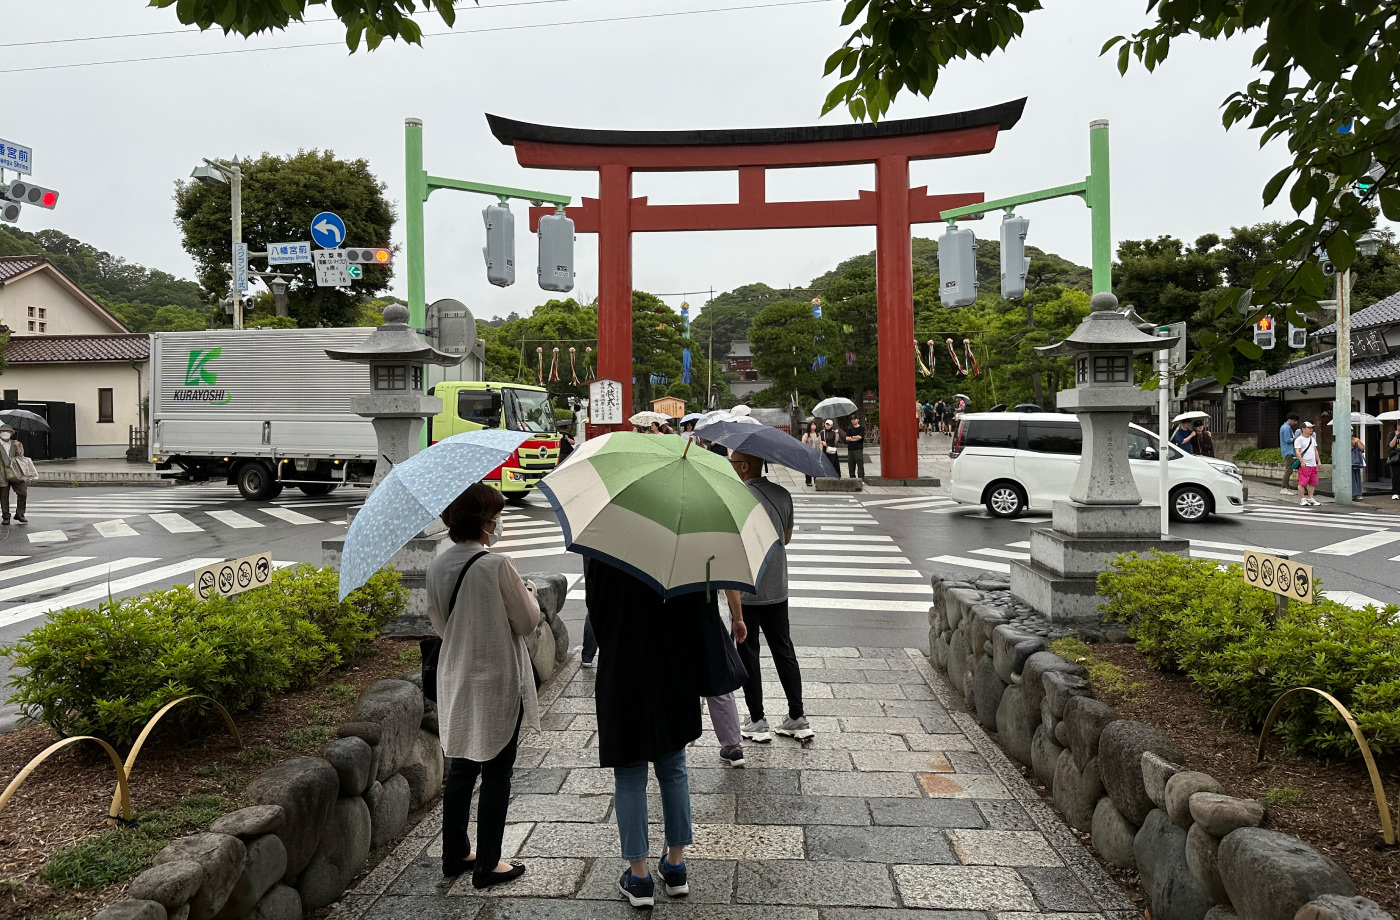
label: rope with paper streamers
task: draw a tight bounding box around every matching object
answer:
[549,347,560,383]
[945,337,965,375]
[915,339,932,377]
[963,339,980,377]
[584,346,595,381]
[927,339,938,377]
[536,347,545,386]
[569,347,580,385]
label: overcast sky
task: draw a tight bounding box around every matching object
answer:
[12,0,1340,322]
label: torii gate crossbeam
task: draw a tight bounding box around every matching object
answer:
[489,99,1026,479]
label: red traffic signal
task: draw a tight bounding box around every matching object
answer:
[1257,316,1273,331]
[6,180,58,210]
[344,247,391,265]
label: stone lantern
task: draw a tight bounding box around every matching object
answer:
[1009,292,1190,622]
[324,303,462,486]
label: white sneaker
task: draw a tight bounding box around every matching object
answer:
[1308,498,1321,506]
[1280,488,1294,495]
[1300,498,1310,506]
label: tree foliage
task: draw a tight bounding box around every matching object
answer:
[0,226,206,311]
[174,150,395,328]
[149,0,461,51]
[825,0,1400,382]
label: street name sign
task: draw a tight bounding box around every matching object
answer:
[268,241,312,265]
[314,249,351,287]
[194,551,273,600]
[589,378,624,425]
[0,138,32,175]
[1242,550,1314,604]
[311,211,346,248]
[233,243,249,292]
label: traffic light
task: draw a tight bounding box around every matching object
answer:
[344,247,391,266]
[1254,316,1275,350]
[5,180,58,209]
[0,200,18,224]
[1357,159,1383,194]
[537,209,575,293]
[482,202,515,287]
[999,212,1031,300]
[938,223,978,308]
[1288,322,1307,349]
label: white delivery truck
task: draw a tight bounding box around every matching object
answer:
[149,328,380,500]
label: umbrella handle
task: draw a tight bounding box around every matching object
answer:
[705,555,715,602]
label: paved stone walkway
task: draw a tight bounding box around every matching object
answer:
[330,647,1135,920]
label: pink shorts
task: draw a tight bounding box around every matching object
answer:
[1298,465,1319,486]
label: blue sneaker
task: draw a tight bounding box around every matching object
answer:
[658,857,689,896]
[719,744,746,768]
[618,869,655,907]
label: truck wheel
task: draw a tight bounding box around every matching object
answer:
[505,493,530,506]
[298,483,338,497]
[236,462,282,501]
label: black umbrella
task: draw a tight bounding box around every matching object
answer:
[701,421,836,479]
[0,409,48,432]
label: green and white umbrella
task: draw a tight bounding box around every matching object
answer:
[536,431,780,598]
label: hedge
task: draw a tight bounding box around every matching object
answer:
[1098,552,1400,757]
[1233,446,1333,464]
[0,564,406,747]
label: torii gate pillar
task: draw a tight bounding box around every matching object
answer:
[490,100,1026,480]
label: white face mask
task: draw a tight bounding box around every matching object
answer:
[0,433,10,441]
[484,516,503,546]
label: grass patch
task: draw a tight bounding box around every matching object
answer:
[235,743,275,766]
[0,877,22,894]
[397,645,422,665]
[1261,787,1304,806]
[1048,637,1145,699]
[36,912,84,920]
[326,682,358,704]
[38,795,229,892]
[281,725,334,750]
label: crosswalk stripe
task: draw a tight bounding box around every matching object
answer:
[1242,514,1388,532]
[788,596,930,612]
[0,558,223,629]
[794,518,877,525]
[1326,590,1393,610]
[787,543,905,554]
[1006,541,1030,548]
[788,567,922,578]
[1191,549,1241,562]
[0,557,25,566]
[928,554,1011,574]
[1188,538,1288,555]
[787,533,893,543]
[788,580,926,595]
[0,556,95,583]
[886,500,956,511]
[819,526,854,532]
[94,519,139,538]
[922,506,969,515]
[261,508,321,525]
[503,520,561,531]
[1311,531,1400,556]
[152,513,204,533]
[970,547,1030,560]
[789,554,912,565]
[501,546,571,560]
[492,535,566,549]
[861,496,934,507]
[207,510,264,529]
[0,558,157,602]
[27,530,67,543]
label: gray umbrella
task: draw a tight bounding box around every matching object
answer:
[0,409,48,432]
[812,397,858,419]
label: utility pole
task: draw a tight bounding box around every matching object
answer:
[189,157,244,330]
[1333,265,1352,503]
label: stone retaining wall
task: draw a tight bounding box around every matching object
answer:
[87,572,571,920]
[928,573,1393,920]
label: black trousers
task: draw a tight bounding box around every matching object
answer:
[441,706,523,873]
[847,449,865,479]
[737,600,804,722]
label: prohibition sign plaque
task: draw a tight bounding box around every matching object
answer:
[237,560,254,588]
[193,552,275,599]
[1241,550,1314,604]
[1261,558,1275,588]
[197,570,217,600]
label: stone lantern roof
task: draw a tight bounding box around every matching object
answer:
[1036,292,1179,357]
[324,303,462,367]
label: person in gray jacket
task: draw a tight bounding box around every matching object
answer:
[0,425,28,524]
[427,483,542,889]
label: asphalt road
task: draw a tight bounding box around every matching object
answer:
[0,477,1397,729]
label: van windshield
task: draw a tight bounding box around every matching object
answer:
[505,388,555,433]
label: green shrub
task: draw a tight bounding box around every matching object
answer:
[0,566,406,748]
[1098,552,1400,757]
[1233,446,1332,464]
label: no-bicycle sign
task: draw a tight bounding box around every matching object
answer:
[194,552,273,600]
[1242,550,1313,604]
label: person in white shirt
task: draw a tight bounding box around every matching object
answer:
[1294,421,1321,506]
[0,425,28,524]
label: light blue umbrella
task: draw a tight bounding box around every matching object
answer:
[337,429,531,600]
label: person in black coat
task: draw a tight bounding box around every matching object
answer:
[585,557,705,908]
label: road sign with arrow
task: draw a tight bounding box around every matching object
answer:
[310,211,346,249]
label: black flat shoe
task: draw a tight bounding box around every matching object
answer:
[472,861,526,889]
[443,858,475,878]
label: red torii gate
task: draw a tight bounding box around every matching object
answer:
[488,99,1025,480]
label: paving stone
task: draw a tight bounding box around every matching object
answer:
[652,907,818,920]
[803,698,887,716]
[735,795,871,826]
[514,822,618,857]
[803,771,922,798]
[851,751,953,773]
[902,733,977,752]
[947,751,992,774]
[735,859,898,907]
[858,670,913,684]
[803,668,879,684]
[505,794,610,823]
[948,830,1063,867]
[1017,866,1101,913]
[575,859,735,903]
[976,800,1036,830]
[805,825,957,864]
[688,823,805,859]
[568,715,598,730]
[560,682,595,698]
[539,750,604,769]
[536,713,576,731]
[358,895,484,919]
[738,746,855,770]
[762,681,836,699]
[837,716,927,734]
[803,732,912,752]
[821,911,984,920]
[686,767,799,795]
[602,793,736,826]
[812,647,861,658]
[424,823,531,860]
[547,698,596,714]
[512,749,548,769]
[385,854,455,896]
[868,798,986,828]
[822,657,891,670]
[917,773,1012,799]
[532,731,595,749]
[893,865,1038,911]
[446,857,585,898]
[900,683,937,701]
[832,683,906,699]
[474,900,634,920]
[558,768,640,795]
[509,769,568,795]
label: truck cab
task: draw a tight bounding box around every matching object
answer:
[429,382,560,501]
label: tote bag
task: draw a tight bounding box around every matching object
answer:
[698,605,748,698]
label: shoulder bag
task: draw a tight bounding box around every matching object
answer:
[421,550,489,703]
[12,456,37,483]
[697,603,748,698]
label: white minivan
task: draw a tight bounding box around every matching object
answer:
[947,412,1245,522]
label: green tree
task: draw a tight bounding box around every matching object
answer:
[689,296,767,363]
[104,300,212,332]
[749,299,838,405]
[150,0,458,50]
[488,298,599,396]
[0,226,205,310]
[174,150,395,328]
[632,292,686,411]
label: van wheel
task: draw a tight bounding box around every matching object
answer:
[985,482,1027,519]
[236,462,283,501]
[505,493,530,506]
[1170,486,1211,523]
[298,483,338,497]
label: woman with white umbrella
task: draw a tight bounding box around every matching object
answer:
[1382,410,1400,499]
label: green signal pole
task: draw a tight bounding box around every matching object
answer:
[940,119,1112,294]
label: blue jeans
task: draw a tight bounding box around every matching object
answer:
[613,748,693,861]
[1353,467,1364,497]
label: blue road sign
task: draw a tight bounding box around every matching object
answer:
[310,211,346,249]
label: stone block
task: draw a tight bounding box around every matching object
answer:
[891,865,1037,912]
[1133,809,1213,920]
[208,806,285,841]
[1062,695,1117,770]
[931,628,950,670]
[973,656,1006,730]
[945,829,1062,867]
[246,885,300,920]
[946,588,979,630]
[992,626,1035,684]
[1142,751,1184,811]
[1029,528,1191,578]
[1218,827,1356,920]
[1205,909,1239,920]
[736,859,896,907]
[400,728,446,811]
[93,902,167,920]
[337,721,382,746]
[1190,793,1266,838]
[298,796,372,910]
[213,833,286,919]
[1010,637,1048,680]
[1165,771,1225,829]
[1030,725,1064,790]
[322,736,375,798]
[1042,671,1091,718]
[1054,719,1070,747]
[1008,558,1106,624]
[1091,796,1138,869]
[152,834,246,920]
[734,795,871,826]
[353,679,425,781]
[521,572,567,618]
[245,756,339,877]
[1022,653,1085,728]
[1041,697,1055,735]
[805,825,957,864]
[1099,720,1183,825]
[1053,500,1162,537]
[1185,823,1228,904]
[128,860,204,909]
[969,606,1010,652]
[1052,750,1103,832]
[1017,866,1101,913]
[946,631,972,697]
[814,476,862,491]
[994,686,1033,768]
[1294,895,1395,920]
[370,773,411,849]
[867,798,987,828]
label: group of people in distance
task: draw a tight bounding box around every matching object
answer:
[423,448,806,907]
[800,416,866,482]
[920,399,958,435]
[1278,410,1400,506]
